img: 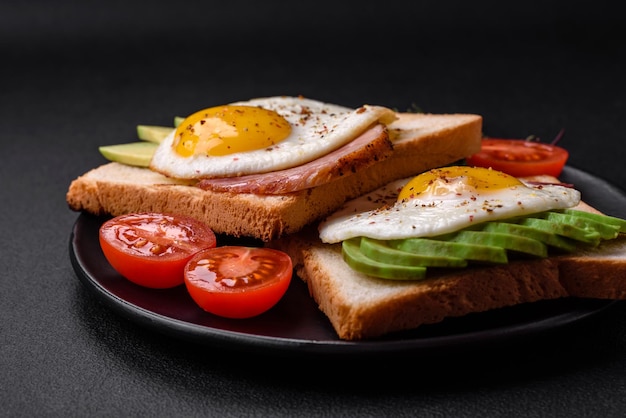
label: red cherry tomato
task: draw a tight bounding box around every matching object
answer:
[99,213,217,289]
[466,138,569,177]
[184,246,293,319]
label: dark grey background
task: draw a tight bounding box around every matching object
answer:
[2,1,625,416]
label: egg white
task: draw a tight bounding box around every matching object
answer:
[150,96,396,179]
[318,177,581,244]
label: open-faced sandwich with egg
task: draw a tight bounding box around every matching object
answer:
[67,96,483,241]
[270,165,626,340]
[66,95,626,341]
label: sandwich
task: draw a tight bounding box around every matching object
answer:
[269,167,626,340]
[66,95,626,342]
[67,96,483,241]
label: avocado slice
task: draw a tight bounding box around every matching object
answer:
[360,237,467,268]
[342,238,427,280]
[449,230,548,258]
[561,209,626,233]
[522,217,601,246]
[174,116,185,127]
[136,125,174,143]
[99,142,158,167]
[542,211,620,240]
[481,221,578,253]
[390,236,508,264]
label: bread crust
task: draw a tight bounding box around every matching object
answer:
[67,113,482,241]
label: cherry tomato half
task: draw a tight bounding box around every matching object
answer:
[99,213,217,289]
[184,246,293,319]
[466,138,569,177]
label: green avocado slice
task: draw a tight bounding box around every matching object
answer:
[561,209,626,233]
[390,236,508,264]
[521,217,601,246]
[341,238,427,280]
[136,125,173,143]
[448,230,548,258]
[98,142,158,167]
[481,221,578,253]
[542,211,620,240]
[359,237,467,268]
[174,116,185,127]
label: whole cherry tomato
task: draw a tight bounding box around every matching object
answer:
[99,212,217,289]
[184,246,292,319]
[466,138,569,177]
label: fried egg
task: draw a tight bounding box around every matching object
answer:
[319,166,581,243]
[149,96,397,179]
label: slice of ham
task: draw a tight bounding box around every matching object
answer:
[196,124,393,195]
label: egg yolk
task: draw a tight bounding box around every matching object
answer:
[173,105,292,157]
[397,166,524,201]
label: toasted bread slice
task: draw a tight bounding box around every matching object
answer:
[66,113,482,241]
[269,200,626,341]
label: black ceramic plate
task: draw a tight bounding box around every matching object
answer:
[69,166,624,356]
